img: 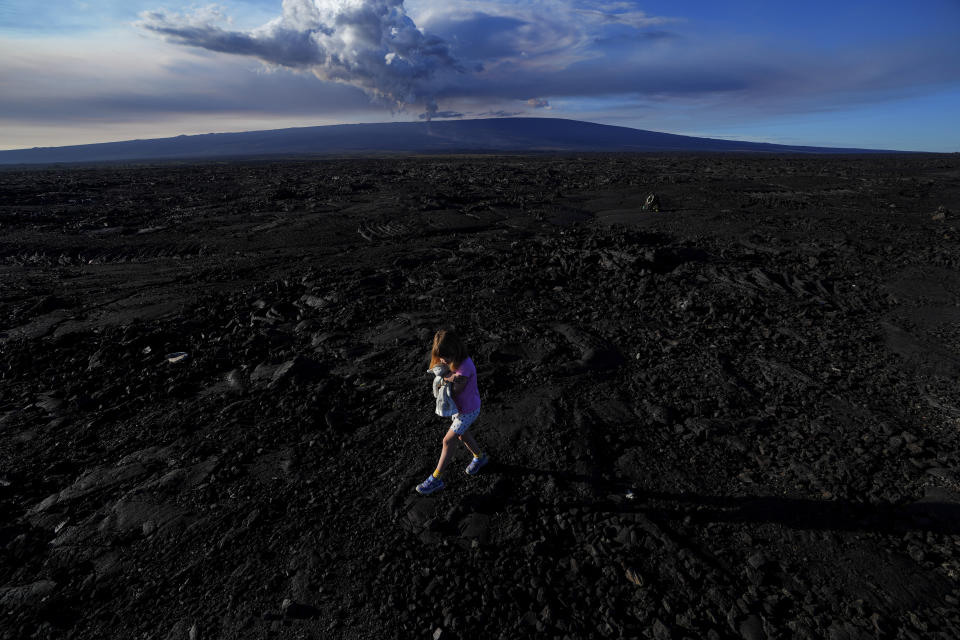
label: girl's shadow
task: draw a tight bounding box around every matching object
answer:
[490,462,960,535]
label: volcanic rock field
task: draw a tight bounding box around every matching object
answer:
[2,154,960,639]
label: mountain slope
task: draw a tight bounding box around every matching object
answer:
[0,118,899,165]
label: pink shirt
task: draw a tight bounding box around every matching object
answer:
[451,357,481,414]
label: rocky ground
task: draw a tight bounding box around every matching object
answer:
[2,154,960,639]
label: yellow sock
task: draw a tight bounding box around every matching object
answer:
[432,469,442,479]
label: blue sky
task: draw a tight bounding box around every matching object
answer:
[1,0,958,151]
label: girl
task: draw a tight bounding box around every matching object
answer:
[416,329,489,495]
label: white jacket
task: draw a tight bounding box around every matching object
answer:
[430,365,458,417]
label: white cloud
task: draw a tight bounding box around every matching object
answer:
[136,0,685,119]
[139,1,465,117]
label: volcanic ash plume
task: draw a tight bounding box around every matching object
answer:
[139,0,462,118]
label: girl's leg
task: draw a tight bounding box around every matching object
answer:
[458,431,482,458]
[435,429,460,475]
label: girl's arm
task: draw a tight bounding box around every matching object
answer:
[444,374,468,395]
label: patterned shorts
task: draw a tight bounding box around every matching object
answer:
[450,407,481,435]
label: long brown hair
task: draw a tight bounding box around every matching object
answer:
[429,329,468,370]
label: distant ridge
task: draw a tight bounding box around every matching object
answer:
[0,118,901,165]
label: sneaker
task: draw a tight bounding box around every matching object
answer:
[465,453,490,475]
[416,475,445,495]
